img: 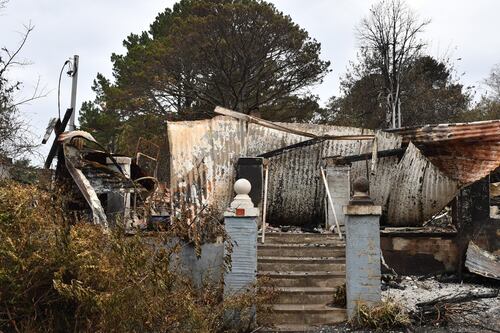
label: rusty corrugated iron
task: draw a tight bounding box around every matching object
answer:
[393,120,500,184]
[394,120,500,144]
[386,143,460,226]
[465,241,500,280]
[168,116,247,218]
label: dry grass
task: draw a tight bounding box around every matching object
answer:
[0,182,273,333]
[350,299,411,331]
[331,283,346,307]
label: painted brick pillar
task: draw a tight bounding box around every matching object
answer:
[343,177,382,319]
[224,178,259,296]
[326,164,351,230]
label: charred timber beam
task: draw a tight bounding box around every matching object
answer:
[323,147,407,165]
[257,138,325,158]
[44,108,73,169]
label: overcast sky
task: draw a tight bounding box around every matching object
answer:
[2,0,500,162]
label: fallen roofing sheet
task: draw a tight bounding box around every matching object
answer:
[466,241,500,280]
[394,120,500,184]
[387,142,460,226]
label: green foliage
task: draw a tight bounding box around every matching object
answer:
[79,75,122,152]
[8,158,39,184]
[79,0,330,180]
[0,182,275,333]
[331,283,346,307]
[80,0,330,126]
[460,64,500,122]
[328,56,471,128]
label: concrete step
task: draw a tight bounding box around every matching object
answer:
[262,232,345,245]
[258,256,345,272]
[273,287,336,305]
[258,324,328,333]
[262,304,346,326]
[258,244,345,258]
[259,271,345,288]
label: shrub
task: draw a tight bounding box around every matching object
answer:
[0,182,273,332]
[350,299,411,331]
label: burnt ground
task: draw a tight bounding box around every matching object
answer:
[312,275,500,333]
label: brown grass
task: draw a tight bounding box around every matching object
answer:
[350,299,411,331]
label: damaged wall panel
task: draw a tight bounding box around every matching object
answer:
[387,143,460,226]
[169,117,378,224]
[247,123,376,226]
[168,116,247,217]
[169,115,500,227]
[381,234,460,274]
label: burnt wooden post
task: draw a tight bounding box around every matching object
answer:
[452,176,490,279]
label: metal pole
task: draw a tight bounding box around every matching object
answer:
[320,166,343,240]
[68,55,79,131]
[261,162,269,243]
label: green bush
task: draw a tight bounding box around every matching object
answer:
[0,182,274,332]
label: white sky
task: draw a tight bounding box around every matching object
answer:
[2,0,499,162]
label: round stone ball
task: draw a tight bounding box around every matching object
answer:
[352,176,370,194]
[234,178,251,195]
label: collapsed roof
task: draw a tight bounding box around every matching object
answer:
[168,107,500,226]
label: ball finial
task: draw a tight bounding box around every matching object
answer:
[350,176,373,205]
[234,178,251,195]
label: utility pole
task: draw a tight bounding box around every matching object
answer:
[68,55,79,131]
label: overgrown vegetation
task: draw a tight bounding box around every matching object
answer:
[349,299,411,331]
[0,182,275,332]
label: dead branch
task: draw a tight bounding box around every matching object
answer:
[416,290,499,307]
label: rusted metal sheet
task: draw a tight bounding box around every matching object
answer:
[465,241,500,280]
[394,120,500,184]
[247,123,376,225]
[64,143,108,226]
[387,143,460,226]
[362,131,402,209]
[168,116,247,218]
[56,130,152,227]
[394,120,500,143]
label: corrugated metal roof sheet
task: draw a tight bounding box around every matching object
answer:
[387,143,460,226]
[393,120,500,184]
[168,116,500,226]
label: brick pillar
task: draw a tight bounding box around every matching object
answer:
[224,178,259,296]
[326,164,351,230]
[343,177,382,319]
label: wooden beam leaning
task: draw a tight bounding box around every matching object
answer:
[214,106,374,141]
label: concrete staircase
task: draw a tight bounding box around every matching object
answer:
[258,233,347,332]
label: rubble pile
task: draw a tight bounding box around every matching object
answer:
[383,275,500,331]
